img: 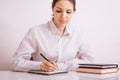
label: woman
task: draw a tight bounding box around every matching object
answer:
[12,0,93,72]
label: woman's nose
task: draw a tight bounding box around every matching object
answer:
[61,12,67,19]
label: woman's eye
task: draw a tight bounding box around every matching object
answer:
[67,11,72,14]
[56,10,62,13]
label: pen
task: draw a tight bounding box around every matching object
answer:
[40,53,58,70]
[40,53,51,62]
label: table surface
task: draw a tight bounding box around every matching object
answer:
[0,71,119,80]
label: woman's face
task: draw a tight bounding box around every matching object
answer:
[52,0,74,28]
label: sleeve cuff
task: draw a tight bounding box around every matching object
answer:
[31,61,42,70]
[57,63,68,70]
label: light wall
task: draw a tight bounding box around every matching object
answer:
[0,0,120,70]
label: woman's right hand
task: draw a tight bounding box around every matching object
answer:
[40,60,57,72]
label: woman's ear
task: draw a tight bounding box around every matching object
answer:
[52,9,54,17]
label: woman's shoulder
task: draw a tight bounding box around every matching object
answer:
[70,24,83,34]
[32,22,49,29]
[28,21,49,32]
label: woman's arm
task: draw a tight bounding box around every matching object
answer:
[56,36,94,71]
[12,28,41,72]
[56,52,94,71]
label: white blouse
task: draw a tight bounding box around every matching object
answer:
[12,20,93,71]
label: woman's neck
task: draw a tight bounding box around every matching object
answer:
[57,26,66,36]
[53,19,66,36]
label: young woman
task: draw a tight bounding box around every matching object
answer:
[12,0,93,72]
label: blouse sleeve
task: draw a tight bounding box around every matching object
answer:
[57,52,94,71]
[11,28,41,72]
[57,33,94,71]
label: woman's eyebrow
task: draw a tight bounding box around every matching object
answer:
[56,7,62,9]
[56,7,72,11]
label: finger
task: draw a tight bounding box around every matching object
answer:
[51,61,58,67]
[44,61,57,69]
[40,61,56,71]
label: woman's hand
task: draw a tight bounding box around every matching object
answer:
[40,60,57,72]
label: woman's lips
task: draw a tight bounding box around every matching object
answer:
[59,20,67,24]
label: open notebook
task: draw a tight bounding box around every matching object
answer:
[28,70,68,75]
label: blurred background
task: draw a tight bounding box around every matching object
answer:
[0,0,120,70]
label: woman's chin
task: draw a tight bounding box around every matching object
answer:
[59,22,68,26]
[60,24,67,27]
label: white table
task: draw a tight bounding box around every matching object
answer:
[0,71,119,80]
